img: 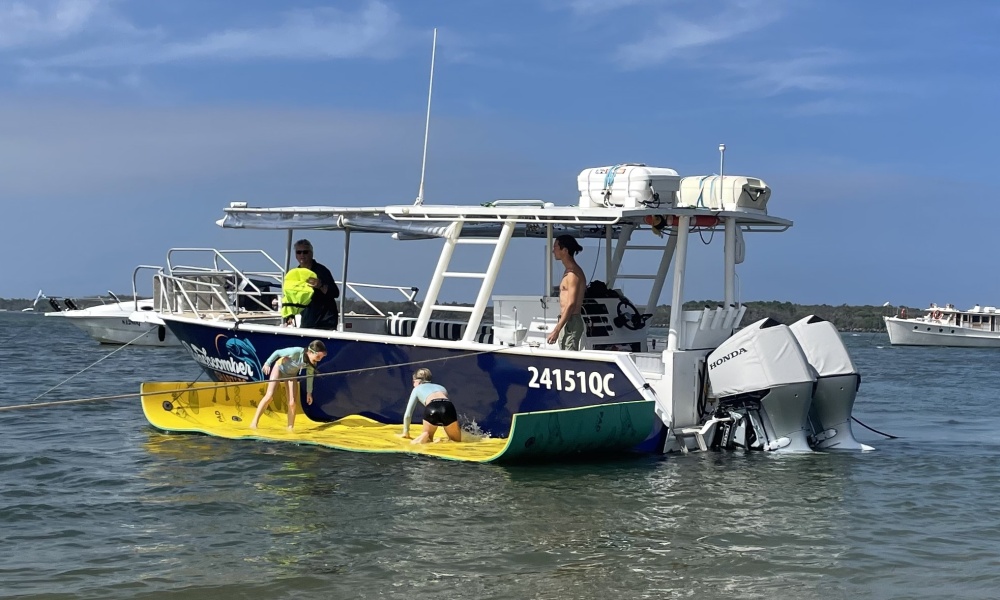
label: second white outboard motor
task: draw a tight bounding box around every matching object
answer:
[789,315,872,451]
[707,318,816,452]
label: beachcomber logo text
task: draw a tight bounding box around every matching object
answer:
[182,338,263,382]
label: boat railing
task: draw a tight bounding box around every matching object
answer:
[164,248,285,278]
[343,282,420,317]
[140,248,285,320]
[145,247,423,323]
[130,265,167,308]
[151,270,284,319]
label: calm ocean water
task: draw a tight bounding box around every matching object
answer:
[2,311,1000,599]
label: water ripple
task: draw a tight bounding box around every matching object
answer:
[3,317,1000,598]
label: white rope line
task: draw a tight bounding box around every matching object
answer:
[28,326,161,403]
[0,346,509,413]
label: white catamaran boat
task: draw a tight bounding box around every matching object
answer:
[884,303,1000,347]
[140,160,870,458]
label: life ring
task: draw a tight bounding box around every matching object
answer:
[932,310,942,320]
[900,308,907,319]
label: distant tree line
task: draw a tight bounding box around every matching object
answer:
[674,300,905,332]
[339,298,904,332]
[1,296,911,332]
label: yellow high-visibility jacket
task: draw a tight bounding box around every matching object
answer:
[281,268,317,319]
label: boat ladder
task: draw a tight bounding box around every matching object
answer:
[606,223,677,313]
[411,220,516,343]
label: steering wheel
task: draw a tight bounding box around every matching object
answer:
[615,298,645,331]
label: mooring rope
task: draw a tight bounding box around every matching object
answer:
[852,415,899,439]
[0,346,510,413]
[25,326,163,404]
[3,336,904,447]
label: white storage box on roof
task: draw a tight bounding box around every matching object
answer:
[578,164,680,209]
[676,175,771,213]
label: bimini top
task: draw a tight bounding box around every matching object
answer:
[216,165,790,238]
[216,202,792,240]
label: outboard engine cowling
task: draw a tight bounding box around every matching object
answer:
[707,318,816,452]
[789,315,871,451]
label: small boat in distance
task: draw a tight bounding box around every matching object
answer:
[44,290,181,347]
[884,303,1000,347]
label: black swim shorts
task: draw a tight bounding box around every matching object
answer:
[424,400,458,427]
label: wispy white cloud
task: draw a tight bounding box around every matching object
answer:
[7,0,408,71]
[786,98,868,117]
[0,0,101,48]
[564,0,876,112]
[0,0,147,49]
[613,0,786,67]
[741,49,851,96]
[553,0,662,17]
[159,2,406,64]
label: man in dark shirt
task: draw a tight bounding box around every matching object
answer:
[293,239,340,330]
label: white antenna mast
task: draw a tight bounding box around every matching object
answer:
[718,143,726,205]
[414,28,437,206]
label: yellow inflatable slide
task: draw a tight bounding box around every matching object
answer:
[140,381,657,463]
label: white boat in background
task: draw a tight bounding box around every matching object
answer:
[45,290,181,347]
[884,303,1000,347]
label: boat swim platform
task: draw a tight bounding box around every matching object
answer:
[140,381,657,464]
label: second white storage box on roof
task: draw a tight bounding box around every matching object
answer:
[676,175,771,213]
[578,164,680,209]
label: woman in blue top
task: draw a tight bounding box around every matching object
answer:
[249,340,327,430]
[402,368,462,444]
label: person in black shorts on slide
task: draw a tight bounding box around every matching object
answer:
[400,368,461,444]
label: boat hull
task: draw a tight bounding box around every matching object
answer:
[162,317,664,452]
[52,301,179,347]
[62,315,177,346]
[884,316,1000,348]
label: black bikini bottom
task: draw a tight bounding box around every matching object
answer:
[424,400,457,427]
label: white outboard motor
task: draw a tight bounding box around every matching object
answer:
[789,316,872,451]
[707,318,816,452]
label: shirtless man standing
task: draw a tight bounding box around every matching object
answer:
[547,234,586,351]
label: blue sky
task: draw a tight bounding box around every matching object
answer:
[1,0,998,309]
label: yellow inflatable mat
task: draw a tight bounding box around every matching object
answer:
[140,381,657,463]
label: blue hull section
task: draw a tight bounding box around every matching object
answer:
[166,320,663,447]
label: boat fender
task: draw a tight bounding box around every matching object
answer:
[766,437,791,451]
[158,325,166,342]
[812,428,837,443]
